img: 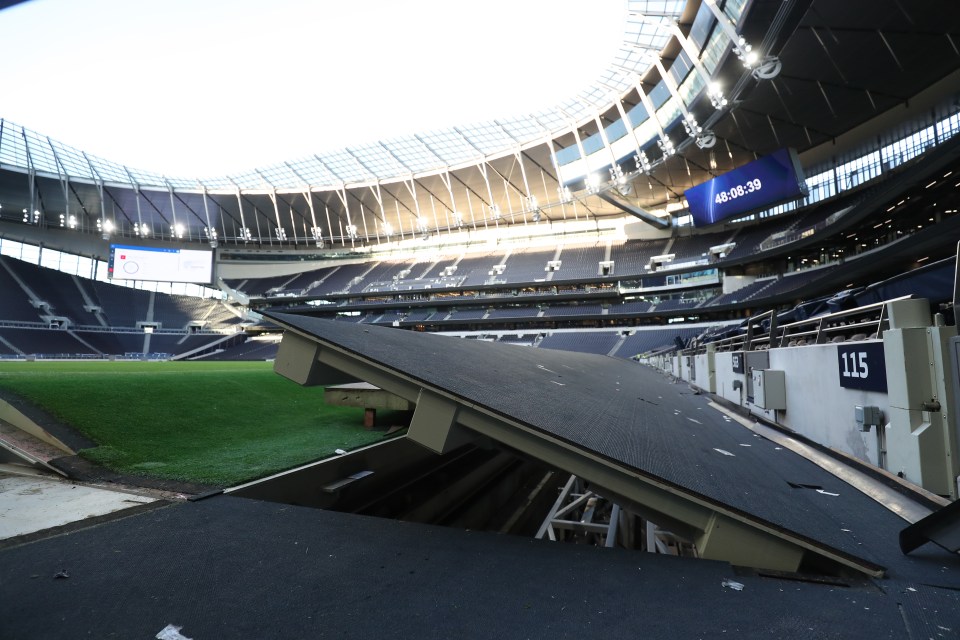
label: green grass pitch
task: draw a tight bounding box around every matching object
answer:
[0,360,387,486]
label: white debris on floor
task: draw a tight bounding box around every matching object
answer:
[0,469,156,540]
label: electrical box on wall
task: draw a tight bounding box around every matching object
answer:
[751,369,786,410]
[855,405,883,432]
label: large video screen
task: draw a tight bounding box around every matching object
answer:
[108,244,214,284]
[684,148,808,227]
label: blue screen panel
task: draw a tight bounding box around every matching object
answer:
[684,148,808,226]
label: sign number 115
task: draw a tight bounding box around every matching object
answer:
[840,351,869,379]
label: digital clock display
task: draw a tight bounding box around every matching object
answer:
[684,148,808,226]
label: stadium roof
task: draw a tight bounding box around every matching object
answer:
[0,1,684,190]
[1,0,959,248]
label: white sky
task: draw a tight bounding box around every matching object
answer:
[0,0,625,177]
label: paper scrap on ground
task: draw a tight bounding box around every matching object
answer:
[156,624,192,640]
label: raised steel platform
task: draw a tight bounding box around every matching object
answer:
[266,313,959,578]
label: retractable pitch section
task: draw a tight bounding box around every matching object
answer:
[267,318,883,578]
[275,330,480,453]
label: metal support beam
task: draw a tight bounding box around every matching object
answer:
[597,191,670,228]
[407,389,476,455]
[695,512,804,569]
[273,331,362,386]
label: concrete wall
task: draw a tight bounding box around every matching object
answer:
[690,342,887,466]
[767,343,885,465]
[693,351,715,393]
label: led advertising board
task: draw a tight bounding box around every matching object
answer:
[108,244,214,284]
[684,148,808,226]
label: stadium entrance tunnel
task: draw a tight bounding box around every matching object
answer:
[237,312,934,580]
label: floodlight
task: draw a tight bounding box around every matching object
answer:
[658,137,676,157]
[635,152,652,173]
[586,173,602,193]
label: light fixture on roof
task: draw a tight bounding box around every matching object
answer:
[732,33,780,79]
[734,36,757,68]
[682,113,701,138]
[490,204,502,221]
[610,165,633,196]
[707,81,728,109]
[203,226,218,248]
[171,223,185,239]
[240,227,253,243]
[635,152,652,173]
[452,211,464,228]
[557,185,573,204]
[309,226,324,247]
[275,227,287,241]
[658,137,676,157]
[701,0,779,78]
[525,195,538,211]
[585,173,602,194]
[99,218,114,240]
[345,225,358,240]
[414,218,430,240]
[382,222,394,237]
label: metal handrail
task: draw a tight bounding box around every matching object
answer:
[690,294,916,355]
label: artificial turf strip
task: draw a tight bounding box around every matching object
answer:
[0,361,385,486]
